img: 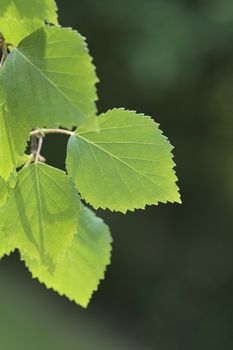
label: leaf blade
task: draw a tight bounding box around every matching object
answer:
[22,205,112,308]
[0,0,58,44]
[66,108,181,212]
[0,0,58,24]
[0,163,80,269]
[0,26,98,130]
[0,88,29,180]
[0,17,43,46]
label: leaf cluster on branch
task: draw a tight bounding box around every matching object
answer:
[0,0,181,307]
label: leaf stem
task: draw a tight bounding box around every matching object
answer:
[30,128,74,137]
[23,154,34,168]
[26,128,74,166]
[35,136,43,163]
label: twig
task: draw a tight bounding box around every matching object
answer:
[30,128,74,137]
[35,136,43,163]
[23,128,74,167]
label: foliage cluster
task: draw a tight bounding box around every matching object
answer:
[0,0,180,307]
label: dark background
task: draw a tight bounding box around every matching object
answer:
[1,0,233,349]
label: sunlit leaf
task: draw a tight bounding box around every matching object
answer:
[0,0,58,24]
[66,109,181,213]
[0,163,80,270]
[0,0,58,44]
[0,87,28,180]
[0,26,98,130]
[22,205,112,307]
[0,17,42,46]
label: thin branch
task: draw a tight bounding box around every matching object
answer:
[35,136,43,163]
[0,47,7,68]
[30,133,38,156]
[30,128,74,137]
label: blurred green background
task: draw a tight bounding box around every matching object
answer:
[1,0,233,349]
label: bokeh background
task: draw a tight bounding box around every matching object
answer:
[1,0,233,349]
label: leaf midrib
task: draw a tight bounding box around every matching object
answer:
[34,165,46,250]
[76,133,171,196]
[14,48,85,121]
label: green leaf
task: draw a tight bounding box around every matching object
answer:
[16,153,32,168]
[0,87,29,180]
[66,109,181,213]
[0,234,15,259]
[22,205,112,308]
[0,172,17,258]
[0,163,80,270]
[0,177,9,208]
[0,171,16,208]
[0,0,58,46]
[0,17,43,46]
[0,26,98,130]
[0,0,58,24]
